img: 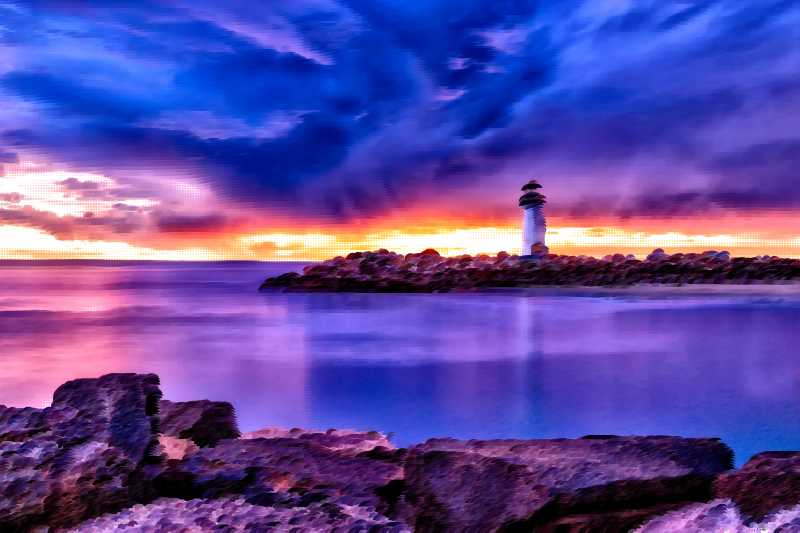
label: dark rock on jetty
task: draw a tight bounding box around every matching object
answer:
[259,248,800,293]
[1,373,798,531]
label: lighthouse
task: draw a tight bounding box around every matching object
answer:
[519,180,547,256]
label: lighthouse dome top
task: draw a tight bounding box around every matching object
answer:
[521,180,542,192]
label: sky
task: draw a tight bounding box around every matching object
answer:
[0,0,799,260]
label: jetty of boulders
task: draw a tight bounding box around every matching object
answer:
[259,247,800,293]
[2,373,798,531]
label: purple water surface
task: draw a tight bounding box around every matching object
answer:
[0,260,798,468]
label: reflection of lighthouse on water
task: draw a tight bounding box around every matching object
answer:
[519,180,547,256]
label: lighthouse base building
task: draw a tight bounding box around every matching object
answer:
[519,180,547,256]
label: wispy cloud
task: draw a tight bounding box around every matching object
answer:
[0,0,797,256]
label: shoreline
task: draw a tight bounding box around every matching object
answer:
[262,281,800,299]
[260,248,800,296]
[2,372,798,532]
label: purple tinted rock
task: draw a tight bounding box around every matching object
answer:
[646,249,670,261]
[296,432,393,455]
[712,451,800,518]
[68,496,412,532]
[0,373,166,530]
[260,249,800,292]
[404,450,548,529]
[195,438,401,492]
[634,499,800,533]
[154,437,403,508]
[53,373,162,463]
[404,436,733,529]
[0,437,145,530]
[159,400,240,448]
[356,446,409,465]
[533,501,710,533]
[410,436,733,477]
[0,405,77,443]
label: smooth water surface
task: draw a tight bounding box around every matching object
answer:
[1,260,798,468]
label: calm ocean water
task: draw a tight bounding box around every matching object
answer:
[0,260,798,468]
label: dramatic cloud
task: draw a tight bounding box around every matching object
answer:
[0,0,798,242]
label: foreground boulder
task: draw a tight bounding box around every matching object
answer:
[403,436,734,530]
[0,373,163,531]
[713,451,800,518]
[52,373,163,462]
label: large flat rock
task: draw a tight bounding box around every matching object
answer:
[404,436,734,530]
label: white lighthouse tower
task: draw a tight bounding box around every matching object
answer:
[519,180,547,256]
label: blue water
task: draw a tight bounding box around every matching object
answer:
[0,260,798,468]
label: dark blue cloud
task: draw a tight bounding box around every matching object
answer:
[656,2,716,31]
[170,24,421,123]
[338,0,551,136]
[3,112,357,202]
[570,140,800,219]
[339,0,538,71]
[0,0,798,226]
[597,9,656,34]
[706,140,800,195]
[194,113,357,197]
[474,88,744,166]
[1,72,158,122]
[605,187,800,221]
[173,49,338,118]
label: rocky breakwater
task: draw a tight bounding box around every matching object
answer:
[1,374,799,532]
[259,248,800,293]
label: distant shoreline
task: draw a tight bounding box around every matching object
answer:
[0,259,316,267]
[260,248,800,295]
[262,282,800,298]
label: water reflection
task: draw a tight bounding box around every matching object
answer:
[0,261,797,467]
